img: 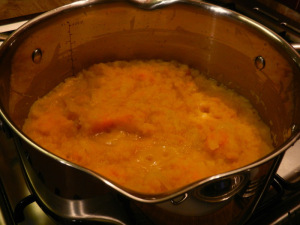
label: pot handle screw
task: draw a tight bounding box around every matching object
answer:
[32,48,42,64]
[255,56,265,70]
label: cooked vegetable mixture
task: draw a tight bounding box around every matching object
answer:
[23,60,273,194]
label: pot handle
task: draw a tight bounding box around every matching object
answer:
[191,174,249,203]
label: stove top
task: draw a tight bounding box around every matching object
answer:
[0,1,300,225]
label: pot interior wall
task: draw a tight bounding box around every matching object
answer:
[1,1,299,149]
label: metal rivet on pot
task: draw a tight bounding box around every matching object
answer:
[255,56,265,70]
[32,48,42,64]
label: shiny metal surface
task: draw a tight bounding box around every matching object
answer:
[254,56,265,70]
[0,0,299,224]
[0,126,56,225]
[292,43,300,51]
[15,134,131,225]
[31,48,42,64]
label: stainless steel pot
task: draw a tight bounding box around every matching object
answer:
[0,0,299,224]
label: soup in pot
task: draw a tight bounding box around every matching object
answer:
[23,60,273,194]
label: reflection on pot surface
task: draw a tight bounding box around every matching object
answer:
[0,0,299,225]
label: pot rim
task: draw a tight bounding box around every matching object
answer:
[0,0,300,203]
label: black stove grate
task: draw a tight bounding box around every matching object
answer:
[0,178,16,225]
